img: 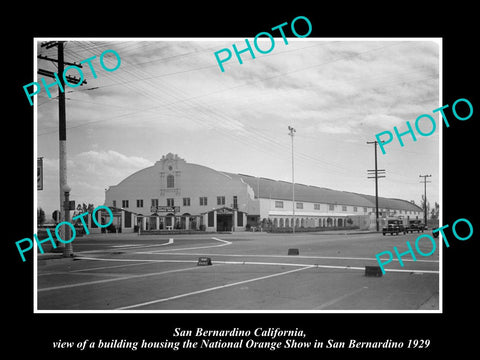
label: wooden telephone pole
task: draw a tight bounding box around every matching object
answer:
[38,41,85,257]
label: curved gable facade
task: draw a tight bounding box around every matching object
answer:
[105,153,257,232]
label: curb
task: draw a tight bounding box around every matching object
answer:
[285,231,380,236]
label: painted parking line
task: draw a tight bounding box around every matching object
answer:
[115,265,314,310]
[38,256,438,311]
[38,263,202,292]
[149,237,232,253]
[110,238,174,249]
[215,261,438,274]
[134,251,439,263]
[111,244,142,248]
[54,256,440,274]
[68,260,176,273]
[76,239,175,254]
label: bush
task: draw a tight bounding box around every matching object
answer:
[268,225,359,233]
[106,224,122,233]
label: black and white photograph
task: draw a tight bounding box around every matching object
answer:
[34,38,441,312]
[8,7,478,357]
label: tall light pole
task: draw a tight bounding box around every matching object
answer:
[367,141,386,231]
[419,174,432,227]
[288,126,296,234]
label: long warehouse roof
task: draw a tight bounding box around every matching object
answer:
[223,172,423,212]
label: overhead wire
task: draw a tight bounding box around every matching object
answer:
[37,40,439,183]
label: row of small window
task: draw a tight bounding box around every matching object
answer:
[274,201,419,214]
[275,201,356,211]
[114,196,237,208]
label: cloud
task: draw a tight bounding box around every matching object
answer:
[70,150,152,186]
[37,150,152,217]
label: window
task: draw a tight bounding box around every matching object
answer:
[167,198,174,207]
[233,196,238,209]
[183,197,190,206]
[122,200,129,208]
[136,199,143,207]
[275,201,284,208]
[151,199,159,207]
[237,211,243,226]
[112,200,116,208]
[217,196,225,206]
[314,203,320,210]
[208,211,214,227]
[353,206,357,212]
[296,202,303,209]
[200,197,207,206]
[364,207,367,212]
[342,205,347,211]
[124,211,132,228]
[329,204,334,211]
[167,174,175,188]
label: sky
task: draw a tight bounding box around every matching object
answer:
[35,38,440,220]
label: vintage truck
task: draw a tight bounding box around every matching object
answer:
[382,219,406,235]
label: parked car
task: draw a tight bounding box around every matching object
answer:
[406,220,425,233]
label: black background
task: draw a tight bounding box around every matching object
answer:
[6,4,478,358]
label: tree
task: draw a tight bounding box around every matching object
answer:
[72,203,96,227]
[82,203,95,213]
[420,195,430,219]
[431,202,439,220]
[52,210,60,223]
[37,207,45,226]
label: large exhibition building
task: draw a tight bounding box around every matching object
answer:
[101,153,423,233]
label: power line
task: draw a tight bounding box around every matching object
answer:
[37,40,437,186]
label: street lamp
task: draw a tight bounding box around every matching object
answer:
[288,126,296,234]
[62,184,73,257]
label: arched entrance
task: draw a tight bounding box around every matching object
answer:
[181,213,191,230]
[165,213,175,230]
[216,207,233,232]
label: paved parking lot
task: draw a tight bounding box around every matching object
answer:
[36,231,440,311]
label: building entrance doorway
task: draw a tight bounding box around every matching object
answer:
[216,214,232,231]
[216,208,233,232]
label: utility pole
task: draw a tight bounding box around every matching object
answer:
[419,174,432,227]
[38,41,84,257]
[367,141,386,231]
[288,126,296,234]
[57,42,68,254]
